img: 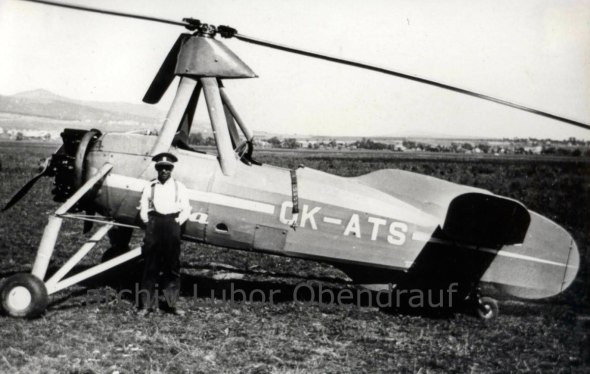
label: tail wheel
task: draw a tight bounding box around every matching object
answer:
[1,273,48,318]
[475,296,499,320]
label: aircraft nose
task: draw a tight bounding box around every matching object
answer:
[561,239,580,292]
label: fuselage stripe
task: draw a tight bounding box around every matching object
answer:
[411,232,431,242]
[478,247,572,268]
[323,217,342,225]
[105,174,275,215]
[186,190,275,215]
[424,237,570,267]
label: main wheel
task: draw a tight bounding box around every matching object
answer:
[1,273,48,318]
[475,296,499,320]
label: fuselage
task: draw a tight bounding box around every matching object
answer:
[85,132,579,299]
[90,133,440,268]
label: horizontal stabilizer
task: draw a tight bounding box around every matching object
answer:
[443,193,530,247]
[482,211,580,299]
[354,170,530,246]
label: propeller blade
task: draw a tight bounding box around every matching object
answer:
[143,34,191,104]
[1,146,61,212]
[2,169,48,212]
[231,32,590,130]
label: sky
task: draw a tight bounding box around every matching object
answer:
[0,0,589,139]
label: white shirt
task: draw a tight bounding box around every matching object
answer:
[139,177,191,224]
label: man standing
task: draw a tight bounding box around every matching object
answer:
[138,152,191,316]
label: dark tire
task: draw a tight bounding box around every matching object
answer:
[475,296,499,320]
[1,273,48,318]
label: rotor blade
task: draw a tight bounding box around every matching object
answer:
[143,34,191,104]
[234,33,590,130]
[20,0,189,28]
[20,0,589,129]
[2,170,48,212]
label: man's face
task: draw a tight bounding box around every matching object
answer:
[156,164,173,182]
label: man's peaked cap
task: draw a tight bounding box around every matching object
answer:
[152,152,178,167]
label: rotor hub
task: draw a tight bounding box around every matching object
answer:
[181,18,217,37]
[196,23,217,37]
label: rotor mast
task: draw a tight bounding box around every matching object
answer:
[148,23,257,176]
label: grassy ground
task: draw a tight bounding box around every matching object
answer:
[0,142,588,373]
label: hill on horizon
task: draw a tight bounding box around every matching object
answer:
[1,90,581,142]
[0,89,166,130]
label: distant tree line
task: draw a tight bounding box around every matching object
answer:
[189,132,216,146]
[186,132,589,157]
[355,138,389,150]
[267,137,301,149]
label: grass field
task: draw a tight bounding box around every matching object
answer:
[0,142,588,373]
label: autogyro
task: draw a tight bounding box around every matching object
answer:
[1,0,585,319]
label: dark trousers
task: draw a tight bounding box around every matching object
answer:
[140,212,181,309]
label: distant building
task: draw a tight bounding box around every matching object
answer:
[298,140,317,148]
[4,128,60,140]
[254,139,271,148]
[524,145,543,155]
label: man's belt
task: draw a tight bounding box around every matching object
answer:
[148,211,180,218]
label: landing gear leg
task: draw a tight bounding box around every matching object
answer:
[0,163,144,318]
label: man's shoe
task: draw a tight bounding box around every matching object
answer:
[137,307,161,317]
[136,308,150,317]
[168,308,186,316]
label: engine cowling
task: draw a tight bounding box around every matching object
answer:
[49,128,101,204]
